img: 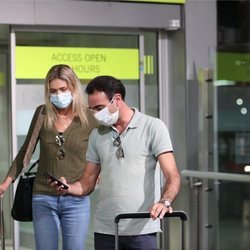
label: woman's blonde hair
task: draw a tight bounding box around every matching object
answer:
[44,64,88,130]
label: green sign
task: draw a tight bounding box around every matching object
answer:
[15,46,139,80]
[217,52,250,82]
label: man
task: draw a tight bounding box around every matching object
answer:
[54,75,180,250]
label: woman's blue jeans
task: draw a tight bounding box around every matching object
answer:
[32,194,90,250]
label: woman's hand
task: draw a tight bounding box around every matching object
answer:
[48,176,69,195]
[0,176,13,197]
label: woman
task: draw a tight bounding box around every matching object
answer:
[0,64,97,250]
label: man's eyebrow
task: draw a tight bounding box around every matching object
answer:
[89,104,105,110]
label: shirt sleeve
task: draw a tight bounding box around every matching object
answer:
[86,128,101,165]
[150,118,173,157]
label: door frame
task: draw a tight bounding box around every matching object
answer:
[10,25,174,249]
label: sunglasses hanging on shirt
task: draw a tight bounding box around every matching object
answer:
[56,133,65,159]
[113,136,124,159]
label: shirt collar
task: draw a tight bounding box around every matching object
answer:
[97,107,141,134]
[126,107,140,129]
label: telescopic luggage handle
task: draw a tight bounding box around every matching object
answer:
[0,196,5,250]
[114,210,187,250]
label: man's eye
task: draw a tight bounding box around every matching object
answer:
[91,107,103,112]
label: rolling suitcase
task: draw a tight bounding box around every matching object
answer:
[0,196,5,250]
[115,210,187,250]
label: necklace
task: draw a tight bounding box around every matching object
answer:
[58,114,68,120]
[56,113,74,129]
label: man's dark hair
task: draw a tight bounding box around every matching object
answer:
[85,75,126,101]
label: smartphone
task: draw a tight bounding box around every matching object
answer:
[47,172,69,190]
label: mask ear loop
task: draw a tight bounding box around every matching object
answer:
[108,96,119,112]
[109,96,116,105]
[110,93,121,105]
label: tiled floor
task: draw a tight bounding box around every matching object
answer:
[4,247,32,250]
[3,248,32,250]
[1,241,32,250]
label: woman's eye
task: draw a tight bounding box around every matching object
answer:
[49,88,69,94]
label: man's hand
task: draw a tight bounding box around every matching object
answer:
[150,202,173,220]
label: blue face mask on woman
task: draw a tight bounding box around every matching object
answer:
[50,91,73,109]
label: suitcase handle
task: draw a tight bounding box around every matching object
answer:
[0,196,5,250]
[114,210,187,250]
[115,210,187,223]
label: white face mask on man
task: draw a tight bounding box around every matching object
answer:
[94,97,119,126]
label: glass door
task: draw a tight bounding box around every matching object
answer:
[185,48,250,250]
[215,49,250,250]
[11,28,160,249]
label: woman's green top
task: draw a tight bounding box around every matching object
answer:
[7,105,97,195]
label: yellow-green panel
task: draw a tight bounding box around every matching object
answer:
[15,46,139,80]
[124,0,185,4]
[217,52,250,82]
[0,72,4,87]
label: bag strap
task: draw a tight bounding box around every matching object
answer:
[23,106,45,168]
[24,160,40,176]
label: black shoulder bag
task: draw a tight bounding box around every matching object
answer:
[11,106,45,222]
[11,160,39,221]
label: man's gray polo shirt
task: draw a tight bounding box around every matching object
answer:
[86,108,173,235]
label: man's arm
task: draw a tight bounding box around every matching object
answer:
[150,152,180,220]
[51,161,101,196]
[158,152,180,203]
[69,161,101,196]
